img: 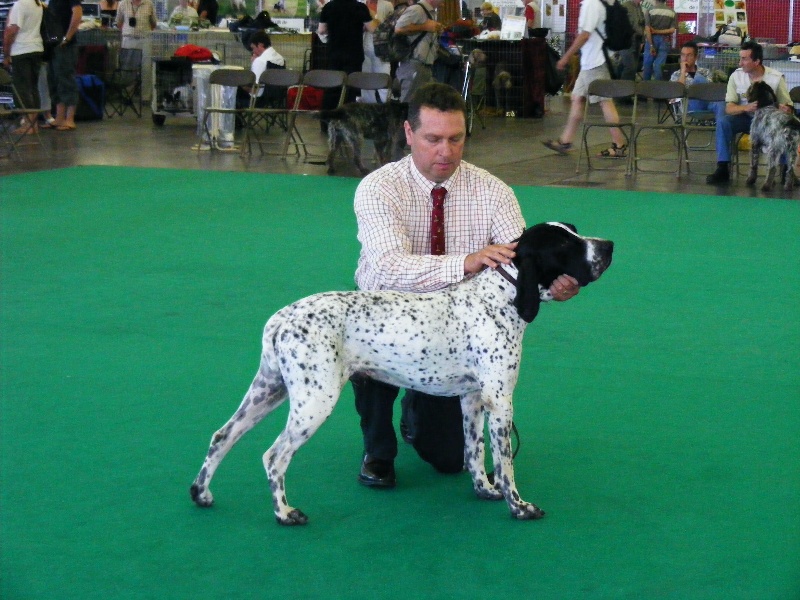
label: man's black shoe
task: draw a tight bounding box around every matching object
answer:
[358,455,396,488]
[706,167,730,185]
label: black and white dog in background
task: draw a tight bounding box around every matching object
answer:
[190,223,613,525]
[746,81,800,192]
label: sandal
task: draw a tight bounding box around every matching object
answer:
[597,143,628,159]
[542,139,574,155]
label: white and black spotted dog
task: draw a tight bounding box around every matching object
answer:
[746,81,800,192]
[318,101,408,175]
[190,223,614,525]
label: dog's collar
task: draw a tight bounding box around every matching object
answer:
[495,264,517,285]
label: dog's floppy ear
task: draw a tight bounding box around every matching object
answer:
[513,254,541,323]
[562,223,578,234]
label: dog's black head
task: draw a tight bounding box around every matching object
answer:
[747,81,778,109]
[511,222,614,323]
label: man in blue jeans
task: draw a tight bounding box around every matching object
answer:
[706,40,793,185]
[641,0,675,81]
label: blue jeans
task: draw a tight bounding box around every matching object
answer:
[642,35,669,81]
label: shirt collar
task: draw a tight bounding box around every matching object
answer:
[407,157,462,197]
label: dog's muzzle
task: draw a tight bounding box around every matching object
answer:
[588,239,614,281]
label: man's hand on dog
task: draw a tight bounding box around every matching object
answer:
[464,244,580,301]
[465,242,518,274]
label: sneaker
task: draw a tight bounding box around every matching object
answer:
[542,139,573,155]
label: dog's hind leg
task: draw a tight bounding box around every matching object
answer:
[190,363,288,508]
[327,126,342,175]
[263,375,345,525]
[346,128,371,175]
[462,391,503,501]
[762,154,779,191]
[783,146,798,191]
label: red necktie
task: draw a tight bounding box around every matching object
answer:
[430,186,447,255]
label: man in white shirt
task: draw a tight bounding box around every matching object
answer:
[236,31,286,110]
[354,82,580,487]
[541,0,628,159]
[706,40,793,185]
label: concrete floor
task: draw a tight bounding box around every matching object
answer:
[2,94,797,201]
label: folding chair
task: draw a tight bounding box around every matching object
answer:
[576,79,637,176]
[242,68,302,156]
[0,67,43,160]
[105,48,143,117]
[200,68,256,153]
[681,82,727,175]
[632,80,685,176]
[345,71,392,104]
[282,69,347,160]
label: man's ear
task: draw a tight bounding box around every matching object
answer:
[404,120,413,146]
[513,255,541,323]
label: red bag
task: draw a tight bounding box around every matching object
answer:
[173,44,214,63]
[287,85,324,110]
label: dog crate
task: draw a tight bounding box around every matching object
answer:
[151,57,195,125]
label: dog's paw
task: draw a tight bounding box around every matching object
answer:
[190,484,214,507]
[510,502,546,520]
[275,508,309,526]
[473,475,503,501]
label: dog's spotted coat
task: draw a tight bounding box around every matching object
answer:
[190,223,613,525]
[746,81,800,192]
[320,102,408,176]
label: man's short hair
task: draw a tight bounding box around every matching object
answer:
[250,30,272,48]
[681,41,699,56]
[740,40,763,63]
[407,83,467,131]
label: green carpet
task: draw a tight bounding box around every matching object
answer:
[2,167,798,599]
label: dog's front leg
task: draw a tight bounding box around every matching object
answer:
[746,141,760,186]
[461,392,502,500]
[487,399,545,520]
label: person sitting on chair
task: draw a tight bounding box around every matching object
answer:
[668,41,715,123]
[705,40,793,185]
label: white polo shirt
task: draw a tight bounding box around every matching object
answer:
[577,0,612,71]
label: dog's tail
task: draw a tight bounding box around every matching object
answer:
[315,107,348,121]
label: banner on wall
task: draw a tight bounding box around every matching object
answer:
[712,0,747,37]
[540,0,566,33]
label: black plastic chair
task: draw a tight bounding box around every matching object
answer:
[632,80,686,176]
[105,48,143,118]
[576,79,637,176]
[681,82,727,175]
[200,68,256,152]
[242,68,303,157]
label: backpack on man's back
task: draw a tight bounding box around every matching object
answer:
[373,3,432,63]
[596,0,635,79]
[598,0,634,51]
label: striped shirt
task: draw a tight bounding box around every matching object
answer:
[354,155,526,292]
[644,4,676,34]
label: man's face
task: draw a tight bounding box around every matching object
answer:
[739,49,759,73]
[251,43,266,58]
[680,47,697,67]
[405,107,466,184]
